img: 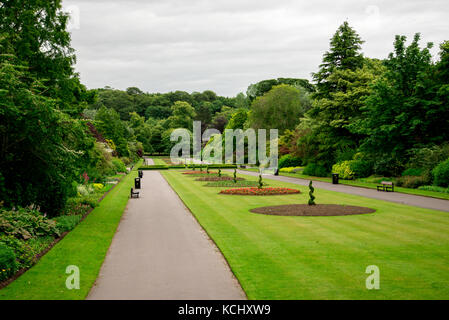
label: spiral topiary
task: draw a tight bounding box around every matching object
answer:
[233,169,237,183]
[308,181,316,205]
[258,174,263,189]
[218,169,222,177]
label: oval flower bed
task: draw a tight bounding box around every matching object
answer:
[220,187,300,196]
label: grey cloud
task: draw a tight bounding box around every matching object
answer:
[64,0,449,96]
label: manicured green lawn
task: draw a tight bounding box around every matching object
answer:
[162,170,449,299]
[243,168,449,200]
[0,161,142,300]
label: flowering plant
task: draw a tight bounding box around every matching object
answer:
[220,187,300,196]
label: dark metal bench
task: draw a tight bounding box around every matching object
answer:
[377,181,394,192]
[130,188,140,198]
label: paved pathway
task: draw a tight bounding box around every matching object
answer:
[238,170,449,212]
[88,160,246,300]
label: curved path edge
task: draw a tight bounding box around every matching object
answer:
[237,170,449,212]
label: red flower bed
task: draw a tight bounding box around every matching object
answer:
[220,187,300,196]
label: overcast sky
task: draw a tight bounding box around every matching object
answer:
[63,0,449,97]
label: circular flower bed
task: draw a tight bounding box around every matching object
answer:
[250,204,375,216]
[220,187,300,196]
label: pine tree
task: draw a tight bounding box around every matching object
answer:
[313,21,364,99]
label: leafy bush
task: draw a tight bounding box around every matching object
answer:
[373,157,404,177]
[408,144,449,173]
[93,183,104,192]
[62,196,98,216]
[0,243,17,281]
[77,184,94,196]
[418,185,449,193]
[54,215,83,233]
[0,235,35,270]
[432,158,449,187]
[0,208,60,240]
[332,161,355,180]
[303,163,329,177]
[120,157,131,166]
[278,154,302,169]
[332,159,374,180]
[395,176,428,189]
[350,160,373,178]
[402,168,424,177]
[112,158,127,173]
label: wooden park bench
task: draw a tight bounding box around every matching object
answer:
[130,188,140,198]
[377,181,394,192]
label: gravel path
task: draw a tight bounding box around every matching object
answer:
[87,159,246,300]
[238,170,449,212]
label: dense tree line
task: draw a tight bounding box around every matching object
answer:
[0,1,142,216]
[277,22,449,188]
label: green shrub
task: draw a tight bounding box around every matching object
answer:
[54,215,83,233]
[0,243,18,281]
[350,160,373,178]
[303,163,328,177]
[62,196,98,216]
[332,160,373,180]
[408,144,449,173]
[402,168,424,177]
[332,161,355,180]
[279,166,303,173]
[112,158,127,173]
[0,208,60,240]
[120,157,131,166]
[76,184,94,196]
[418,185,449,193]
[278,154,302,169]
[0,235,35,270]
[395,176,428,189]
[432,158,449,187]
[373,157,404,176]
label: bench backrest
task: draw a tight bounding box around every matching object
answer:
[381,181,393,185]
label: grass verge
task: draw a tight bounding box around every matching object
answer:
[0,161,142,300]
[242,168,449,200]
[162,170,449,299]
